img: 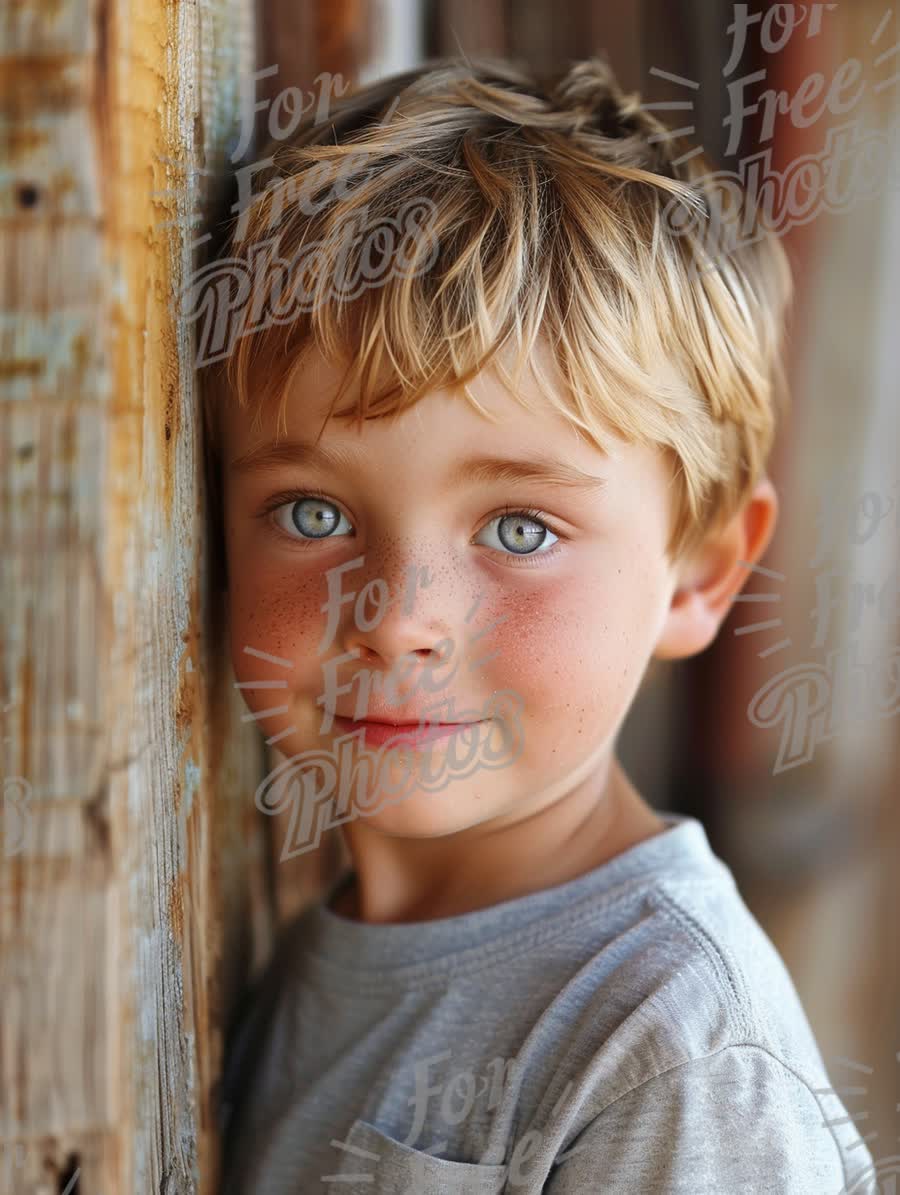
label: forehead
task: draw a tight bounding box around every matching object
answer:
[222,337,621,462]
[218,337,680,505]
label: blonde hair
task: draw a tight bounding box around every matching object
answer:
[204,55,793,566]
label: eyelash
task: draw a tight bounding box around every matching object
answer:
[257,488,566,566]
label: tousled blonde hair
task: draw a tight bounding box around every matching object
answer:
[205,55,793,565]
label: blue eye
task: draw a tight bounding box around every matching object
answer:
[475,510,559,556]
[273,496,353,540]
[264,493,562,560]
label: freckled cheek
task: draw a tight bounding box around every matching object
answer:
[479,584,647,727]
[227,569,328,692]
[475,587,595,699]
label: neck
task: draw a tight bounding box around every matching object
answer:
[329,756,666,924]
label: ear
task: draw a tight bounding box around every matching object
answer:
[653,477,779,662]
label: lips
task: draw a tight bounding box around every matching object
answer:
[332,713,479,727]
[329,713,485,749]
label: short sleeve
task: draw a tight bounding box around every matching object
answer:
[542,1045,874,1194]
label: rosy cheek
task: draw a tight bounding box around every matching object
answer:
[477,581,589,696]
[229,567,326,680]
[482,575,643,734]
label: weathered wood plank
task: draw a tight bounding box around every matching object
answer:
[1,0,270,1191]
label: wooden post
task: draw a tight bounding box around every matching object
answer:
[0,0,272,1191]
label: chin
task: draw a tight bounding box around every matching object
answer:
[344,772,506,838]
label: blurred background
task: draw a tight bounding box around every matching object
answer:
[2,0,897,1191]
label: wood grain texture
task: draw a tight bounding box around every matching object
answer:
[0,0,271,1191]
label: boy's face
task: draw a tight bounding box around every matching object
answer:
[221,340,685,842]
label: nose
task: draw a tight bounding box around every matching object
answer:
[342,584,452,674]
[316,547,496,727]
[334,564,460,723]
[327,547,454,673]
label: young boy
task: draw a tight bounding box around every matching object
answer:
[208,56,876,1193]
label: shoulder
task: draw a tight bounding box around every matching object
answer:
[540,873,874,1190]
[647,866,827,1066]
[537,850,837,1108]
[549,1045,873,1194]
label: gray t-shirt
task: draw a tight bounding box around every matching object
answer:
[219,812,876,1193]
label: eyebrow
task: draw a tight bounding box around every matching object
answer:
[229,438,607,492]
